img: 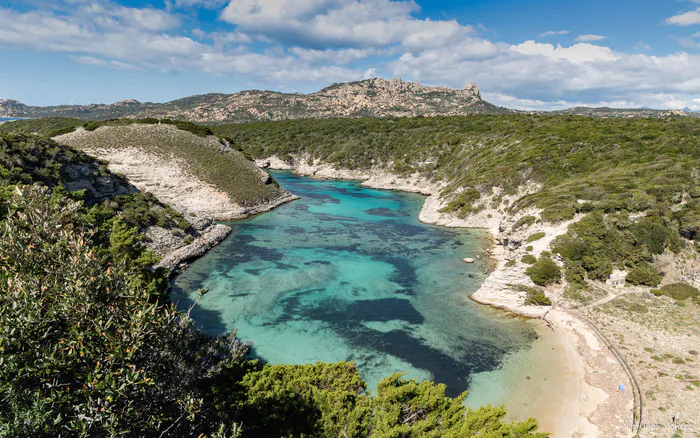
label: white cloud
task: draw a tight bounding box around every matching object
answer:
[290,47,376,64]
[666,8,700,26]
[170,0,228,8]
[73,55,146,71]
[0,5,362,89]
[575,34,607,42]
[390,37,700,109]
[633,42,651,52]
[540,30,569,37]
[4,1,700,110]
[512,41,618,63]
[220,0,474,50]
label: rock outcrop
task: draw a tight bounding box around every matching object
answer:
[0,78,505,123]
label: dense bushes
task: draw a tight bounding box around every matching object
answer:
[552,212,681,286]
[211,115,700,222]
[210,115,700,278]
[525,256,561,286]
[652,283,700,302]
[0,117,214,138]
[0,117,85,137]
[626,263,662,286]
[0,187,250,436]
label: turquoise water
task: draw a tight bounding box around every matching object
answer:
[171,171,537,396]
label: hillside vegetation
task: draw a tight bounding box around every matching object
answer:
[56,123,287,209]
[0,130,545,436]
[212,115,700,287]
[0,116,212,138]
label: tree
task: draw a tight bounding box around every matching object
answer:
[525,256,562,286]
[0,186,248,436]
[626,263,662,286]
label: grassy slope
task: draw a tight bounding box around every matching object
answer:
[212,115,700,221]
[57,123,287,208]
[0,117,212,137]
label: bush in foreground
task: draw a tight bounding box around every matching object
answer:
[0,186,248,436]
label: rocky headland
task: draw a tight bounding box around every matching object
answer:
[55,124,297,270]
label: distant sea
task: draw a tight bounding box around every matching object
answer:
[0,117,20,122]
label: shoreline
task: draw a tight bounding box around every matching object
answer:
[257,155,632,437]
[155,192,299,271]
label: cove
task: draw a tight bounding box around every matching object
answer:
[171,171,538,397]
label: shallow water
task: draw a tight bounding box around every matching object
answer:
[172,171,537,396]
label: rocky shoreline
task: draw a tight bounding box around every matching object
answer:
[152,192,299,272]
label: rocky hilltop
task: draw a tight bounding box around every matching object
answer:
[0,78,507,123]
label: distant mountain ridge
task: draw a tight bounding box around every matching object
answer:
[0,78,508,124]
[2,77,697,122]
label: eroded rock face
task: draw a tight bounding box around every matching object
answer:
[62,162,137,203]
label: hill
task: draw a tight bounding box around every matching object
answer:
[0,78,507,123]
[55,122,294,220]
[213,114,700,431]
[549,106,698,118]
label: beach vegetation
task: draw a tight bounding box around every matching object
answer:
[651,283,700,302]
[525,256,561,286]
[521,254,537,264]
[526,232,545,243]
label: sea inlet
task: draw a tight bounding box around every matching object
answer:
[171,171,539,398]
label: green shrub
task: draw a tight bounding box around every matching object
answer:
[521,254,537,264]
[525,245,533,251]
[626,263,662,286]
[526,232,545,243]
[652,283,699,301]
[564,261,587,284]
[525,291,552,306]
[525,257,562,286]
[513,215,537,230]
[582,255,614,281]
[511,284,552,306]
[505,259,516,267]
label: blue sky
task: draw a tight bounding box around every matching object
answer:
[1,0,700,109]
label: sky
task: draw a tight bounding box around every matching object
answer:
[1,0,700,110]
